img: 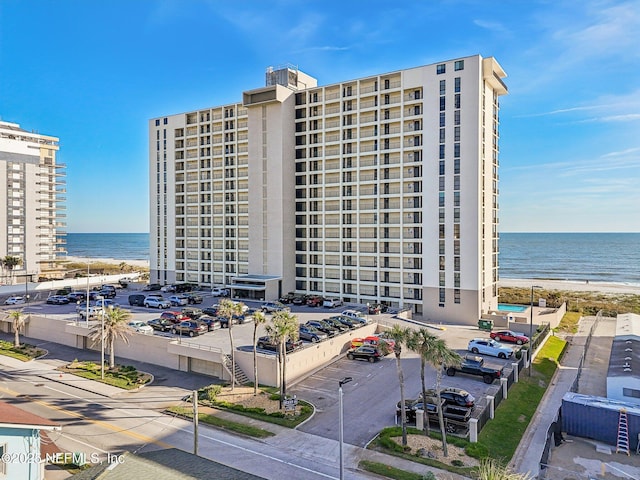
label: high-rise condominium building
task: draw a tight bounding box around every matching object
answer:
[0,121,66,283]
[150,55,507,324]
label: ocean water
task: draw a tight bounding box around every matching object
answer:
[65,233,149,261]
[64,232,640,286]
[499,232,640,286]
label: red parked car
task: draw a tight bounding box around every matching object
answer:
[160,311,190,324]
[489,330,529,345]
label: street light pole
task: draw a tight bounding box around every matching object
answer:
[85,262,90,328]
[338,376,352,480]
[99,296,105,379]
[529,285,542,376]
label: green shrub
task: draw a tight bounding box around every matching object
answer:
[464,442,489,459]
[451,459,464,467]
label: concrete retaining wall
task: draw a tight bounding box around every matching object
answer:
[4,314,379,388]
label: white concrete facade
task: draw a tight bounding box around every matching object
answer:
[0,121,66,283]
[149,56,507,324]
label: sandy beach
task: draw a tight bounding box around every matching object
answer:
[499,278,640,295]
[64,256,149,269]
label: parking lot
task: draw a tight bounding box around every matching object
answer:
[7,284,524,448]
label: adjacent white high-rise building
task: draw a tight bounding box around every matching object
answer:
[150,55,507,324]
[0,121,66,283]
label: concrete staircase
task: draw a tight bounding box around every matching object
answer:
[222,354,250,386]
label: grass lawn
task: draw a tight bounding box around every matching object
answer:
[477,335,567,462]
[368,334,568,479]
[194,385,314,428]
[359,460,435,480]
[0,340,46,361]
[60,360,152,390]
[166,406,275,438]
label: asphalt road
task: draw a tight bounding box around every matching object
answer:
[0,356,378,480]
[5,285,520,455]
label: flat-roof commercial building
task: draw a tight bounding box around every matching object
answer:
[149,55,507,324]
[0,121,66,283]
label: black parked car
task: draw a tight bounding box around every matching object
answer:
[99,285,117,299]
[329,315,359,329]
[147,318,173,332]
[143,283,162,291]
[256,336,303,352]
[185,293,203,304]
[171,320,207,337]
[202,305,219,317]
[347,346,382,362]
[67,291,87,302]
[322,317,350,332]
[46,295,70,305]
[421,387,476,408]
[305,319,339,336]
[197,315,221,331]
[181,307,203,320]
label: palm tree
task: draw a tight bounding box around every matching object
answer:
[218,299,243,390]
[7,310,27,348]
[252,310,267,395]
[89,307,132,369]
[406,328,439,435]
[2,256,22,284]
[386,324,411,446]
[422,336,462,457]
[266,310,299,408]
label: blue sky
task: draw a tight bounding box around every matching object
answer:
[1,0,639,233]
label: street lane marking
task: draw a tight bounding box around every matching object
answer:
[0,384,172,449]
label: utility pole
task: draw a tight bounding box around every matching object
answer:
[192,390,198,456]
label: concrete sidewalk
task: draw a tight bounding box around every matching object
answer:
[1,333,471,479]
[509,317,593,477]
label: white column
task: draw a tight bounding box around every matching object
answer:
[469,418,478,443]
[501,377,508,399]
[487,395,495,419]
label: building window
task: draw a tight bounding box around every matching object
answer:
[454,126,460,142]
[439,288,445,304]
[440,112,445,127]
[454,158,460,174]
[455,77,461,93]
[439,256,445,271]
[455,94,461,109]
[623,388,640,398]
[454,176,460,190]
[439,272,446,286]
[163,118,168,124]
[454,191,460,206]
[454,60,464,71]
[439,177,445,191]
[454,110,461,126]
[439,128,445,143]
[439,145,445,159]
[155,119,160,126]
[439,160,445,176]
[439,80,446,95]
[439,97,445,111]
[454,289,461,303]
[454,143,460,158]
[437,64,446,74]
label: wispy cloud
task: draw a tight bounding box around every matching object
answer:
[473,19,511,35]
[584,114,640,123]
[603,147,640,158]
